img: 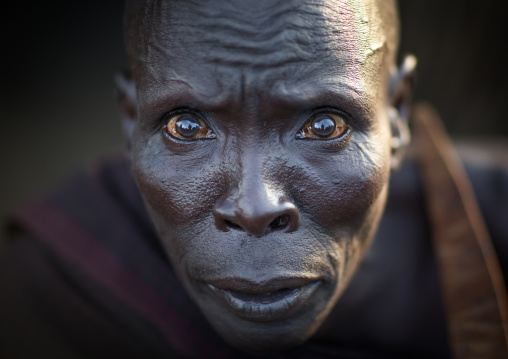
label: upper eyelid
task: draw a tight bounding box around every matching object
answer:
[308,107,351,119]
[163,107,203,121]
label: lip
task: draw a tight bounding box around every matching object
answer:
[207,277,322,322]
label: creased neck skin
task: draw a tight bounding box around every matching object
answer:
[124,0,399,353]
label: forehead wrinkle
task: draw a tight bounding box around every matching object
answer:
[127,0,396,85]
[144,0,383,70]
[170,5,318,69]
[134,0,390,112]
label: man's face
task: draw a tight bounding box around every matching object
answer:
[128,0,395,352]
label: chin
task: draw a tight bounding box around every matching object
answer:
[187,276,339,353]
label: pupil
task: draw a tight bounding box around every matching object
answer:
[311,116,336,137]
[176,116,201,137]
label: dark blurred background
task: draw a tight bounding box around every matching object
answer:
[1,0,507,225]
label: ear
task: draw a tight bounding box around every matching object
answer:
[114,71,137,160]
[388,55,417,170]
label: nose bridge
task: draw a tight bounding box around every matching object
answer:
[237,151,278,216]
[213,146,299,237]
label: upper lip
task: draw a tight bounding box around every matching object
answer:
[205,276,321,294]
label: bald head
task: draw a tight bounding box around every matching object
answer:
[124,0,400,80]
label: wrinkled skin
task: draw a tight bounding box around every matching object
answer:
[121,0,411,353]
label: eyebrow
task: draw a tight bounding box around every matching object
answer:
[139,78,237,117]
[269,78,375,113]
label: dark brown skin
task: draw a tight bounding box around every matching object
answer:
[120,0,413,353]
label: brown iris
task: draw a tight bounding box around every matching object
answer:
[165,114,216,140]
[296,113,348,139]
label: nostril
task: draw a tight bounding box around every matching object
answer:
[225,215,290,233]
[268,214,290,231]
[225,219,242,230]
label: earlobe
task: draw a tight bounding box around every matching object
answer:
[114,71,137,159]
[388,55,417,170]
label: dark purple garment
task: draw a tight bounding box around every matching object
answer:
[0,151,506,358]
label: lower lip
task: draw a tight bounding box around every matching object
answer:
[208,281,321,322]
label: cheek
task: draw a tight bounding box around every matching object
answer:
[131,134,224,230]
[293,131,391,232]
[131,136,231,279]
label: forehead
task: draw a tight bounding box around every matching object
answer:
[131,0,390,112]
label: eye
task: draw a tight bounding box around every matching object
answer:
[296,113,349,139]
[164,114,216,140]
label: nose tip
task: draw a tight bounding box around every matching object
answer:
[213,197,300,237]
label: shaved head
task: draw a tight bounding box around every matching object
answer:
[124,0,400,80]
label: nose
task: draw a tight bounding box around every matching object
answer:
[213,181,300,238]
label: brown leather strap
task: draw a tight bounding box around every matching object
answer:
[413,103,508,359]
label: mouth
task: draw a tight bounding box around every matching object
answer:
[207,277,322,322]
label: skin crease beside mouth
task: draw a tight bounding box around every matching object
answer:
[122,0,406,353]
